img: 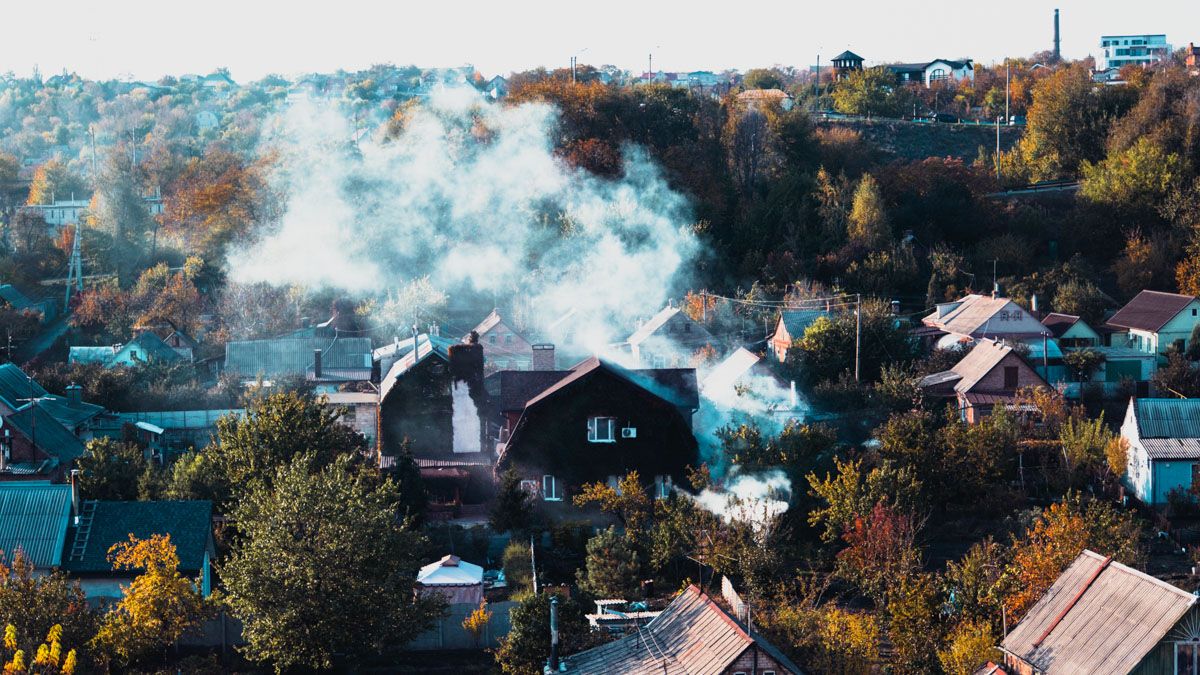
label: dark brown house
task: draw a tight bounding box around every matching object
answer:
[494,357,698,507]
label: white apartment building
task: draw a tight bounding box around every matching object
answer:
[1099,34,1171,70]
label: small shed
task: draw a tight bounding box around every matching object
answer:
[416,554,484,605]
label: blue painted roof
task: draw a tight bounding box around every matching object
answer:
[1134,398,1200,439]
[0,483,72,568]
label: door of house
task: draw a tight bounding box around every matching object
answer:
[1176,639,1200,674]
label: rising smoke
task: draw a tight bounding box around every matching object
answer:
[228,87,698,351]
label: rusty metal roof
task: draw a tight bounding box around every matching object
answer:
[1107,290,1196,332]
[562,585,802,674]
[1002,550,1195,674]
[1133,398,1200,439]
[0,483,71,568]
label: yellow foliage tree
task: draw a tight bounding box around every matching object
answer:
[90,535,210,667]
[937,620,998,675]
[461,601,493,647]
[1,623,77,675]
[573,471,652,533]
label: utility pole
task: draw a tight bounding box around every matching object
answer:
[1005,61,1011,122]
[854,293,861,383]
[995,116,1002,180]
[814,54,820,99]
[571,56,576,84]
[701,290,707,323]
[647,53,652,79]
[530,534,538,595]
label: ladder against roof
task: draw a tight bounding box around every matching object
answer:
[68,500,97,562]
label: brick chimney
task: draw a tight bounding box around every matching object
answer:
[531,343,556,370]
[65,383,82,406]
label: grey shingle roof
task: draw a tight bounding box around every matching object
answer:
[0,483,72,568]
[1002,550,1195,674]
[63,500,213,574]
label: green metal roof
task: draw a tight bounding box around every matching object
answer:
[0,363,49,409]
[63,500,213,574]
[0,483,72,568]
[225,336,372,379]
[6,402,86,463]
[1134,398,1200,439]
[117,331,184,363]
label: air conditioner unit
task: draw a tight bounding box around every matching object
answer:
[621,427,637,439]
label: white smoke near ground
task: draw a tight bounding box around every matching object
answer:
[228,88,697,351]
[691,469,791,528]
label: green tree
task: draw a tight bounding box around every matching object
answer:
[832,68,899,117]
[887,573,944,671]
[494,593,591,675]
[944,538,1006,626]
[490,468,533,534]
[1080,137,1184,211]
[221,455,442,671]
[26,160,85,206]
[91,535,210,668]
[807,457,922,543]
[938,619,999,675]
[1062,348,1105,383]
[789,301,918,384]
[502,541,534,594]
[743,68,785,90]
[846,174,891,247]
[76,438,147,501]
[1152,353,1200,398]
[576,527,642,599]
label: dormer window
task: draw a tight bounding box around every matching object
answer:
[587,417,616,443]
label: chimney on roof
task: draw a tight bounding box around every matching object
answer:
[1031,294,1039,314]
[69,469,80,522]
[300,316,311,329]
[313,349,323,380]
[65,383,82,405]
[532,344,556,370]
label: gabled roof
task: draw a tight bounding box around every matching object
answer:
[120,331,184,363]
[6,401,86,463]
[1107,290,1197,333]
[948,339,1040,394]
[1130,398,1200,439]
[225,336,373,381]
[1002,550,1195,674]
[925,295,1050,338]
[777,310,827,340]
[522,357,699,411]
[1041,313,1081,338]
[562,585,802,674]
[379,334,458,401]
[417,554,484,586]
[36,396,104,428]
[0,483,72,568]
[832,50,864,62]
[628,307,693,346]
[469,309,504,337]
[63,500,213,574]
[491,370,572,412]
[701,347,763,395]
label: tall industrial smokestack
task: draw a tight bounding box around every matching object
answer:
[1054,9,1061,61]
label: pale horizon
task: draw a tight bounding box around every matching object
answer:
[1,0,1196,82]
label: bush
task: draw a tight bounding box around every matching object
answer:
[502,541,533,594]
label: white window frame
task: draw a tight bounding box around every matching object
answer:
[588,416,617,443]
[542,474,561,501]
[519,479,539,495]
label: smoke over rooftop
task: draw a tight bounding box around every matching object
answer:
[228,87,699,349]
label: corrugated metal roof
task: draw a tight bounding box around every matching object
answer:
[1107,290,1196,333]
[379,335,457,402]
[0,284,34,309]
[924,295,1050,338]
[225,336,372,380]
[6,402,86,463]
[0,483,72,568]
[1134,399,1200,439]
[563,585,803,674]
[778,310,828,341]
[115,409,243,430]
[1141,438,1200,460]
[1002,550,1195,674]
[68,346,118,365]
[1041,313,1081,338]
[0,363,48,408]
[951,339,1014,393]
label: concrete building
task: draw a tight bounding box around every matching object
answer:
[1098,34,1171,70]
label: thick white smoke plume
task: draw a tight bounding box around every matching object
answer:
[229,88,698,350]
[692,469,791,527]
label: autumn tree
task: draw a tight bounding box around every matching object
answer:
[0,552,95,671]
[742,68,786,91]
[26,161,85,206]
[832,68,901,118]
[165,144,276,257]
[938,620,998,675]
[846,174,891,248]
[461,601,492,648]
[573,471,652,533]
[1152,353,1200,398]
[944,538,1007,627]
[91,535,210,668]
[1004,494,1141,620]
[887,572,944,671]
[807,456,922,543]
[222,455,442,671]
[1,623,78,675]
[835,503,922,603]
[1080,137,1184,213]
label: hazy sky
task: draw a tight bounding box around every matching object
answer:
[2,0,1196,81]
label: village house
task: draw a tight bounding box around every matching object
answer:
[885,59,975,87]
[561,585,804,674]
[1,402,86,479]
[1121,398,1200,507]
[701,347,803,421]
[92,408,244,460]
[1041,313,1156,398]
[995,550,1197,674]
[769,309,828,362]
[0,482,215,601]
[736,88,795,111]
[923,294,1052,348]
[494,356,698,513]
[224,334,373,388]
[831,50,865,80]
[0,283,56,322]
[626,306,715,368]
[378,334,492,512]
[467,309,537,372]
[321,391,379,451]
[1106,290,1200,357]
[0,363,103,439]
[920,339,1052,424]
[69,330,191,368]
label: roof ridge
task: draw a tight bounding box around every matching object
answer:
[1080,549,1199,600]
